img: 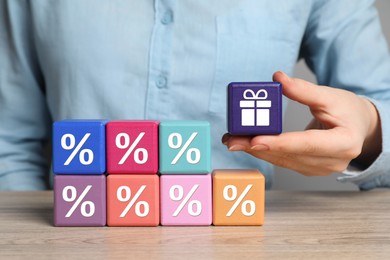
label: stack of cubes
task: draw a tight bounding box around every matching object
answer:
[52,120,265,227]
[53,120,108,226]
[53,81,285,227]
[159,121,213,226]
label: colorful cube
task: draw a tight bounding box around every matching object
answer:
[159,121,211,174]
[212,169,265,226]
[106,121,159,174]
[107,175,159,226]
[53,120,107,174]
[160,175,212,226]
[228,82,282,135]
[54,175,106,226]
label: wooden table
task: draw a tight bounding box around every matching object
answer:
[1,191,390,259]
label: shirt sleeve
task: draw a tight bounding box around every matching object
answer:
[301,0,390,190]
[0,1,51,190]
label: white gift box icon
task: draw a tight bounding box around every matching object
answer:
[240,89,271,126]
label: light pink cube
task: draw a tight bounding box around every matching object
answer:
[106,120,159,174]
[160,175,212,226]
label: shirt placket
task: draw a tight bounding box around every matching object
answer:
[145,0,175,120]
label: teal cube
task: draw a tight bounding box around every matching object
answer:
[159,121,211,174]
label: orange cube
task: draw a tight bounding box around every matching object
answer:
[212,169,265,226]
[107,175,159,226]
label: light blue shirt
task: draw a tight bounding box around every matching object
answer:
[1,0,390,190]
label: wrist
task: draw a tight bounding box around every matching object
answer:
[355,98,382,168]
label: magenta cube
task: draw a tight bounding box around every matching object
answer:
[160,175,212,226]
[54,175,106,226]
[106,121,159,174]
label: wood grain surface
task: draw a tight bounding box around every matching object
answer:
[1,190,389,259]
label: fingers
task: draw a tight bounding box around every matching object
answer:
[246,150,348,176]
[273,71,329,108]
[223,128,361,160]
[222,134,252,151]
[221,134,349,175]
[250,129,360,159]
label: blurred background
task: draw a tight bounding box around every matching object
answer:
[273,0,390,190]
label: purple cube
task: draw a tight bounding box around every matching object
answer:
[228,82,282,135]
[54,175,106,226]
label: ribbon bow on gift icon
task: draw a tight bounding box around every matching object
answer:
[243,89,268,100]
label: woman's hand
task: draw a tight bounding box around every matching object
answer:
[222,71,382,176]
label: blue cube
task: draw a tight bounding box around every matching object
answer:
[53,120,107,174]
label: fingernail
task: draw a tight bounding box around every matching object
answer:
[251,144,269,151]
[221,134,231,145]
[228,144,246,151]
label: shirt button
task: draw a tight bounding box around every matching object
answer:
[156,76,167,88]
[161,11,173,25]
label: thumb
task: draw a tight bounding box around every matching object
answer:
[273,71,328,108]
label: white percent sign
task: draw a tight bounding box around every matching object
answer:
[117,185,149,218]
[168,132,200,165]
[170,184,202,217]
[61,133,94,165]
[223,185,255,217]
[62,185,95,218]
[116,132,148,165]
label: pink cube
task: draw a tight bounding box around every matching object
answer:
[106,121,159,174]
[160,175,212,226]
